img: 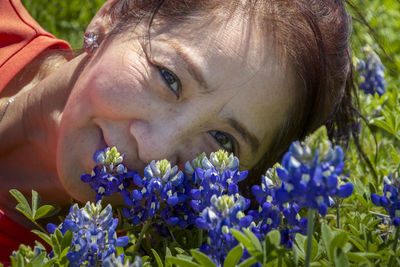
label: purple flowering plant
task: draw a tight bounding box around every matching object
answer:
[7,125,358,267]
[8,124,400,267]
[357,46,387,97]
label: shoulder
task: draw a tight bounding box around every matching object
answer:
[0,0,73,95]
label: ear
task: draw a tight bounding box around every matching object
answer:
[85,0,120,37]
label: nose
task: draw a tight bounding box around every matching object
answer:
[129,119,184,168]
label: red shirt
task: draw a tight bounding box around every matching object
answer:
[0,210,41,264]
[0,0,72,263]
[0,0,72,92]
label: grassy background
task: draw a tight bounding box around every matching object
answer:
[21,0,399,72]
[21,0,105,49]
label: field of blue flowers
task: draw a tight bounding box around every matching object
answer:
[6,0,400,266]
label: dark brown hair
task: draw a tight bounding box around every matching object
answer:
[103,0,358,185]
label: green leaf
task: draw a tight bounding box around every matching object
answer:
[321,223,333,261]
[303,237,318,262]
[334,248,349,267]
[31,190,40,219]
[59,247,70,265]
[31,252,47,267]
[165,256,201,267]
[346,252,369,264]
[16,252,25,267]
[175,247,187,255]
[31,230,52,246]
[294,234,306,260]
[190,250,216,267]
[230,228,254,251]
[243,228,262,252]
[42,258,57,267]
[390,145,400,165]
[151,249,164,267]
[34,205,56,220]
[55,228,64,243]
[355,194,369,208]
[348,235,365,252]
[16,203,33,221]
[237,256,257,267]
[224,245,243,267]
[267,230,281,247]
[10,189,32,218]
[330,232,348,261]
[51,233,61,256]
[10,189,31,209]
[166,247,172,256]
[165,247,172,267]
[61,231,73,251]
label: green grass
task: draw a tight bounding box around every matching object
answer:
[22,0,105,49]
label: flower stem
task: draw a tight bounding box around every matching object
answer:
[304,209,315,267]
[33,220,47,233]
[389,226,400,267]
[198,229,203,248]
[336,203,340,229]
[132,219,152,255]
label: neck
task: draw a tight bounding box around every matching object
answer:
[0,53,90,211]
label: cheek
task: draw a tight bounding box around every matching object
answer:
[56,117,99,203]
[86,57,152,118]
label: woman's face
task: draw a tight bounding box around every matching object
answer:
[57,13,299,202]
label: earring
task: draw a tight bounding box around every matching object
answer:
[83,32,99,55]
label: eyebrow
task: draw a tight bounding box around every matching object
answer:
[227,118,260,154]
[157,39,260,154]
[160,38,211,93]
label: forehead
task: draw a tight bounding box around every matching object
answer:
[150,11,299,167]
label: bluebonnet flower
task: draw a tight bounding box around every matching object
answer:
[371,173,400,226]
[47,202,129,267]
[122,159,190,227]
[251,166,282,235]
[187,150,248,215]
[185,151,253,265]
[272,127,353,216]
[11,244,46,264]
[357,46,386,96]
[196,194,252,265]
[103,255,142,267]
[81,147,133,201]
[250,165,307,248]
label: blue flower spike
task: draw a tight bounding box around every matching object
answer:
[251,164,306,248]
[47,201,129,267]
[103,254,142,267]
[196,194,253,264]
[264,127,354,267]
[273,127,353,215]
[371,173,400,226]
[185,152,207,177]
[123,159,190,227]
[81,147,132,201]
[357,46,386,96]
[184,150,255,265]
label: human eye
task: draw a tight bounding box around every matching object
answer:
[209,130,236,154]
[157,66,182,98]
